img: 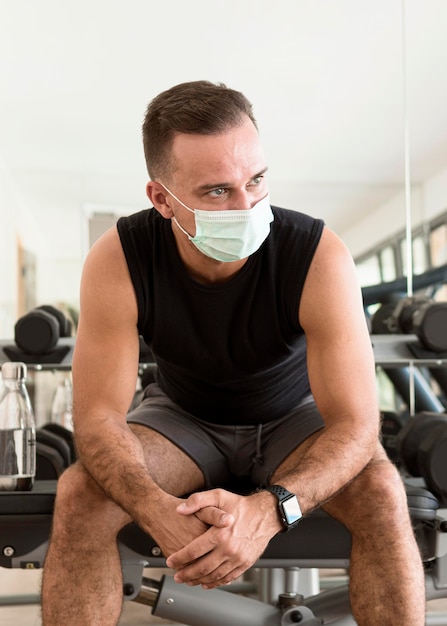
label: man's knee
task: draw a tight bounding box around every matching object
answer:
[56,463,96,510]
[355,448,406,501]
[324,445,408,527]
[53,463,129,532]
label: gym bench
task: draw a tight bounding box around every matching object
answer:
[0,478,446,625]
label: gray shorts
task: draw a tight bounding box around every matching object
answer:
[127,383,324,489]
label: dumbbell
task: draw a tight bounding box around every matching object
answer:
[370,303,396,334]
[417,421,447,502]
[14,305,72,355]
[35,424,75,480]
[397,411,447,502]
[412,302,447,352]
[42,422,77,462]
[387,297,447,352]
[380,410,408,464]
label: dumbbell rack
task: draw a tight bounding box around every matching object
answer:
[0,337,74,370]
[372,333,447,367]
[0,338,155,377]
[371,334,447,414]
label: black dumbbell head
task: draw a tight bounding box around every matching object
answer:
[397,412,447,477]
[417,421,447,502]
[14,309,59,355]
[37,305,72,338]
[370,303,396,334]
[398,303,420,334]
[412,302,447,352]
[381,411,407,463]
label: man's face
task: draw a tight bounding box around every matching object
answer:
[165,115,268,237]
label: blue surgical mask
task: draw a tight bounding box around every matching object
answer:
[160,184,274,262]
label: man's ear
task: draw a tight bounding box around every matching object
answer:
[146,181,174,218]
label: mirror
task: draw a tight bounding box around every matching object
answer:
[354,1,447,292]
[1,1,447,340]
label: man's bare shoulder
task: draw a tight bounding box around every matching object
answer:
[82,227,129,282]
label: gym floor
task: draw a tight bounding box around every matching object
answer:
[2,567,447,625]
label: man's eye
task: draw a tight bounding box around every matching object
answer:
[209,188,227,197]
[252,175,264,185]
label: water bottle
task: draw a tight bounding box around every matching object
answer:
[0,362,36,491]
[51,377,73,431]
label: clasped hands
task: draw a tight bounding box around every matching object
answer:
[163,488,279,590]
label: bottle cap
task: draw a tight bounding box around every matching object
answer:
[1,361,27,380]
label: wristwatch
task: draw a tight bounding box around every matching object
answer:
[265,484,302,531]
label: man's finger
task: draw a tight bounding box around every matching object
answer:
[194,506,233,528]
[177,491,219,515]
[166,530,217,570]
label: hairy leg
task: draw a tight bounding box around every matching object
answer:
[321,443,425,626]
[41,426,205,626]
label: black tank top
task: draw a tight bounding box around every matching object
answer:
[117,206,324,425]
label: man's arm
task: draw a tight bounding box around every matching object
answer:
[72,228,144,508]
[71,227,227,554]
[272,225,380,507]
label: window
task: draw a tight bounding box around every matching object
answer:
[380,246,397,282]
[356,255,381,287]
[430,224,447,267]
[355,210,447,294]
[412,235,428,275]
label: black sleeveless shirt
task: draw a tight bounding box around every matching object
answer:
[117,206,324,425]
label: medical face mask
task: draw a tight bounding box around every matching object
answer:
[161,185,274,262]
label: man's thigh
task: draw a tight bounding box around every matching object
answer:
[129,423,207,496]
[252,399,325,486]
[127,383,231,488]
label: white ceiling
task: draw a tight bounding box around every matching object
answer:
[1,0,447,235]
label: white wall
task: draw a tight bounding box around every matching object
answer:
[0,162,19,337]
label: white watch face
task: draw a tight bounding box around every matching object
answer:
[282,495,302,525]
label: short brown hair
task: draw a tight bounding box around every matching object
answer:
[142,80,257,180]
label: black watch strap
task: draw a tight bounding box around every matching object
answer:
[265,484,302,531]
[265,485,293,500]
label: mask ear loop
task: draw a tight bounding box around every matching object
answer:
[158,182,196,238]
[172,216,193,239]
[159,183,195,214]
[158,182,196,239]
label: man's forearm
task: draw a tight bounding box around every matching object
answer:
[74,417,164,526]
[272,420,378,514]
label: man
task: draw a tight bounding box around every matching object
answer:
[41,81,425,625]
